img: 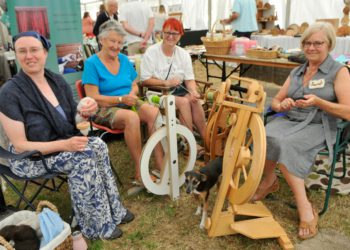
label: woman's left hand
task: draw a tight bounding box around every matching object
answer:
[295,94,319,108]
[123,94,138,106]
[190,90,201,102]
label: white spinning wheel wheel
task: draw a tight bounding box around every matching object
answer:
[140,125,196,196]
[140,94,197,200]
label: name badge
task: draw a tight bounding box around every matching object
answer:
[308,79,325,89]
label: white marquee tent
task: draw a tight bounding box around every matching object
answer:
[80,0,346,31]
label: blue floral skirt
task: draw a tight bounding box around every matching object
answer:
[9,137,126,239]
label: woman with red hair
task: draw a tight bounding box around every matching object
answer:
[141,18,206,154]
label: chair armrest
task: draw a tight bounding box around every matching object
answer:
[0,146,41,161]
[337,119,350,130]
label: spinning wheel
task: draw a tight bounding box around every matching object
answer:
[204,81,234,160]
[140,93,196,200]
[204,76,293,250]
[225,113,265,205]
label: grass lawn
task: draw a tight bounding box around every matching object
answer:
[2,62,350,249]
[4,137,350,250]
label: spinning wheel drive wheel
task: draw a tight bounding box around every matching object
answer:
[225,113,266,205]
[140,125,196,195]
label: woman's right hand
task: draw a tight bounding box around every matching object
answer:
[121,95,138,106]
[64,136,89,152]
[279,98,295,112]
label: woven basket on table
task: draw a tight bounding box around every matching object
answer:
[246,49,278,59]
[201,20,234,55]
[0,200,73,250]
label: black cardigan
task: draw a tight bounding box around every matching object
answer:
[93,11,118,37]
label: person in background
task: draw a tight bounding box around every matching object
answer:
[119,0,154,55]
[141,18,206,157]
[252,22,350,239]
[0,31,134,240]
[82,20,163,190]
[82,11,94,37]
[220,0,258,38]
[93,0,118,39]
[96,3,106,19]
[154,4,167,42]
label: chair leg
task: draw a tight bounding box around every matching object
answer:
[319,154,339,215]
[1,176,36,210]
[110,160,123,188]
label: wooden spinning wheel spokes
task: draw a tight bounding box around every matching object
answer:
[226,113,266,205]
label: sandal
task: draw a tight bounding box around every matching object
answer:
[251,178,279,201]
[298,207,319,240]
[127,180,145,196]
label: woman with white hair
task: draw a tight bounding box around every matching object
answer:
[82,20,163,190]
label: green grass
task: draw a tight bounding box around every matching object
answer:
[2,63,350,249]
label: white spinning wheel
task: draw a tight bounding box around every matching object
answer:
[140,93,197,200]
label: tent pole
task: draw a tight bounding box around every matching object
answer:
[208,0,212,31]
[285,0,291,28]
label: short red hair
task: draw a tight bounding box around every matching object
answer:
[162,18,184,35]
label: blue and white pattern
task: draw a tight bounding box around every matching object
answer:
[9,137,126,239]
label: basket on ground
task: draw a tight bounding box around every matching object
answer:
[0,200,73,250]
[201,20,234,55]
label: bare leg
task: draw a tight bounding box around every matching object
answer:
[175,96,193,131]
[259,159,278,188]
[138,104,164,171]
[279,164,315,238]
[190,99,206,141]
[112,109,142,180]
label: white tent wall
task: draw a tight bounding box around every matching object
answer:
[80,0,346,31]
[289,0,344,26]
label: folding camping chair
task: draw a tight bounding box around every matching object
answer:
[0,146,67,211]
[75,80,123,187]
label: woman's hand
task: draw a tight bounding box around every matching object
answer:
[295,94,319,108]
[279,98,295,112]
[121,94,138,106]
[64,136,89,152]
[190,90,201,102]
[165,78,181,87]
[78,97,98,118]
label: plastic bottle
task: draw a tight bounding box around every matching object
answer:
[72,231,87,250]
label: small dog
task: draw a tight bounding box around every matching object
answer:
[185,157,223,229]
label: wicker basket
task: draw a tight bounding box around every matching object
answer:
[201,20,234,55]
[246,49,278,59]
[0,200,73,250]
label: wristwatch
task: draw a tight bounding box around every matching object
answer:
[139,33,142,38]
[117,96,122,103]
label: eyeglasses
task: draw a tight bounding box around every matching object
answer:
[303,41,326,49]
[16,47,44,57]
[163,31,181,37]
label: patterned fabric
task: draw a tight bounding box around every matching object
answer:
[8,137,126,239]
[306,154,350,195]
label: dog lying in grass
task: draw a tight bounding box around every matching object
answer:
[185,157,223,229]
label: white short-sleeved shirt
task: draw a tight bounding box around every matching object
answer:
[140,42,194,83]
[119,2,154,45]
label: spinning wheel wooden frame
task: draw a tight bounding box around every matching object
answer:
[204,76,293,250]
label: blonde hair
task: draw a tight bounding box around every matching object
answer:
[301,22,336,51]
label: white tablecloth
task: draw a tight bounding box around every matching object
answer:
[251,35,350,55]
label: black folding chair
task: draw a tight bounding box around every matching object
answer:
[0,146,67,211]
[264,108,350,215]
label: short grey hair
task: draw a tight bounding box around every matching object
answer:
[98,20,127,40]
[300,22,336,51]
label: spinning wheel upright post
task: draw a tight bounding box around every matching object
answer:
[140,91,197,200]
[205,76,293,250]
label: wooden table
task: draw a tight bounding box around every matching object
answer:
[199,53,300,81]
